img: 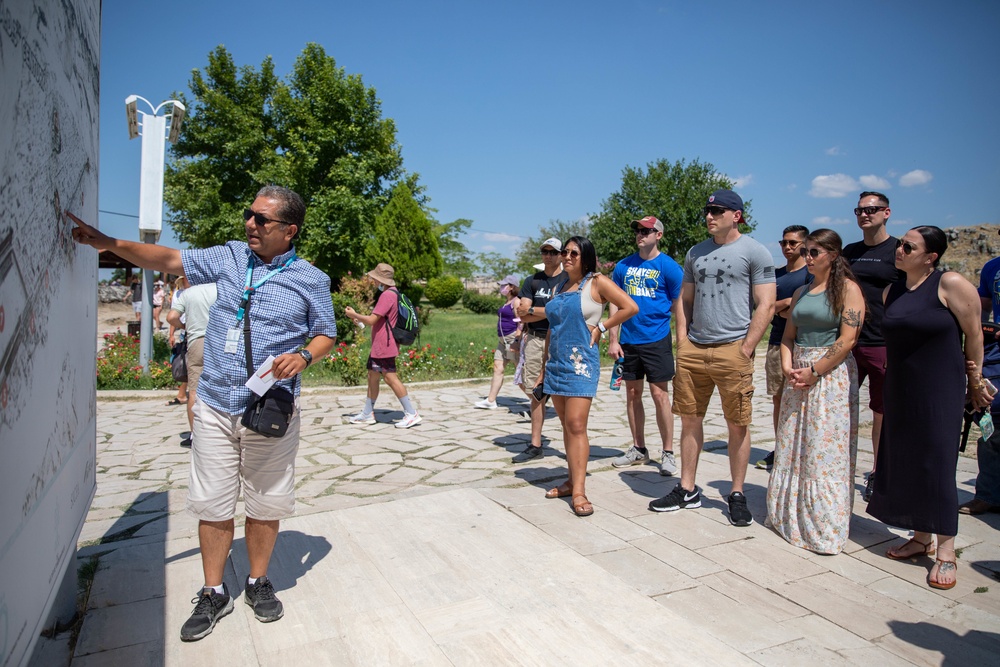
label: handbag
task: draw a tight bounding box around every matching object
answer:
[171,339,188,383]
[238,292,295,437]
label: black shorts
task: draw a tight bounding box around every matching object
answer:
[621,336,675,383]
[367,355,397,373]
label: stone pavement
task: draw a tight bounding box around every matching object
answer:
[62,367,1000,665]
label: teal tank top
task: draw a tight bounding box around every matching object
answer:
[792,290,839,347]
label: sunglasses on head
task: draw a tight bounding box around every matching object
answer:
[635,227,657,237]
[560,249,581,258]
[540,248,560,257]
[799,247,827,259]
[896,239,919,255]
[778,239,802,248]
[704,205,729,216]
[854,205,888,216]
[243,208,288,227]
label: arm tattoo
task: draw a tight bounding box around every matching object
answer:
[842,308,862,328]
[823,340,844,360]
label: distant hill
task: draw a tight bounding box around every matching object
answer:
[940,224,1000,284]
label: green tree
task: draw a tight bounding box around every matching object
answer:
[435,218,475,278]
[367,183,442,287]
[476,251,519,279]
[164,43,404,282]
[513,218,591,274]
[589,158,752,264]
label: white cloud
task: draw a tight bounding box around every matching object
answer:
[732,174,754,188]
[811,216,851,227]
[480,244,496,252]
[481,232,522,243]
[809,174,859,198]
[859,174,891,190]
[825,146,842,156]
[887,217,911,228]
[899,169,933,187]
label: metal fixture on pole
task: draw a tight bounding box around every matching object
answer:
[125,95,185,372]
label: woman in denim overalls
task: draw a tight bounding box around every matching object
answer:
[537,236,638,516]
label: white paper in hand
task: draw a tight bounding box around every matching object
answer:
[245,355,277,396]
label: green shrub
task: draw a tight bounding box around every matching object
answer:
[96,330,176,389]
[321,341,368,386]
[425,275,464,308]
[331,293,363,344]
[462,290,504,314]
[401,283,424,305]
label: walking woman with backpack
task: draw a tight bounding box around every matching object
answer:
[345,263,422,429]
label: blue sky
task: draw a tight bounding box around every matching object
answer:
[98,0,1000,269]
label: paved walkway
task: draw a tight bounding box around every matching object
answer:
[60,367,1000,665]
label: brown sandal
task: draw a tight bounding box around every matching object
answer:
[545,483,572,499]
[886,537,935,561]
[572,495,594,517]
[928,559,958,590]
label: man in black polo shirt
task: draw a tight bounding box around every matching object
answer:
[842,191,902,500]
[513,237,566,463]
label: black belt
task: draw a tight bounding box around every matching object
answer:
[525,329,547,338]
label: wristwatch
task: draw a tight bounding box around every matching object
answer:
[528,306,535,316]
[297,349,313,367]
[597,321,608,333]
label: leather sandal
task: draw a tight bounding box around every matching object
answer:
[928,559,958,590]
[886,537,935,561]
[572,495,594,517]
[545,483,572,499]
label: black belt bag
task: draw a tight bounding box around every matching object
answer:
[241,385,294,437]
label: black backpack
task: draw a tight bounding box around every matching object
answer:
[383,287,419,346]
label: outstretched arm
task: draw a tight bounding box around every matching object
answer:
[68,211,183,275]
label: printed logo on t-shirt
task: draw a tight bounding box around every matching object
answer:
[623,267,660,299]
[535,286,555,301]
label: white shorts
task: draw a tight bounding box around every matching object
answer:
[187,396,301,521]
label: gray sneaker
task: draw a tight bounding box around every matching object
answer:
[659,451,677,476]
[612,445,650,468]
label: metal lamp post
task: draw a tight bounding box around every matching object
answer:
[125,95,185,371]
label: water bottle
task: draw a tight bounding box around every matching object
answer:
[610,358,625,390]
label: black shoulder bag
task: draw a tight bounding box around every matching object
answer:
[239,292,295,437]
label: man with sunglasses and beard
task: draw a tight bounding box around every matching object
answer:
[513,237,567,463]
[650,189,775,526]
[843,191,902,501]
[607,216,684,476]
[68,185,337,641]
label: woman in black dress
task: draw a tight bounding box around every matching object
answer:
[867,226,992,590]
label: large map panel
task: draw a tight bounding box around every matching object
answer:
[0,1,100,665]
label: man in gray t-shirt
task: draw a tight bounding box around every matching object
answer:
[648,189,775,527]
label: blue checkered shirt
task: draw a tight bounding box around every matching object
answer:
[182,242,337,415]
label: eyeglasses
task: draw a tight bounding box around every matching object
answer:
[243,208,288,227]
[560,249,581,259]
[635,228,657,237]
[896,239,919,255]
[540,249,560,257]
[778,240,802,248]
[854,205,888,216]
[799,247,827,259]
[704,205,730,216]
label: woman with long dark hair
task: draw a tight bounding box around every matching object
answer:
[868,226,991,589]
[537,236,637,516]
[767,229,866,554]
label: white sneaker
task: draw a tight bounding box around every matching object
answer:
[396,413,422,429]
[474,399,497,410]
[660,451,678,476]
[348,412,376,425]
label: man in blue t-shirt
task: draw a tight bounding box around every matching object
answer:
[756,225,810,471]
[607,216,684,475]
[961,253,1000,515]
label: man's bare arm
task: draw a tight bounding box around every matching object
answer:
[68,211,183,275]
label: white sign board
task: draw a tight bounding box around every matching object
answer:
[0,1,100,665]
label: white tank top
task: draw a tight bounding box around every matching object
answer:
[581,274,603,326]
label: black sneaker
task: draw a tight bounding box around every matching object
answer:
[755,451,774,471]
[245,576,284,622]
[862,471,875,502]
[649,483,702,512]
[180,584,233,641]
[512,445,543,464]
[728,491,754,526]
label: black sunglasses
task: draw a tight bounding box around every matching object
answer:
[540,249,560,257]
[704,205,730,216]
[560,249,581,258]
[854,205,888,216]
[896,239,919,255]
[778,240,802,248]
[243,208,288,227]
[799,247,827,259]
[635,228,657,237]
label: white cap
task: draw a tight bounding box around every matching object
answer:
[539,237,562,251]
